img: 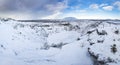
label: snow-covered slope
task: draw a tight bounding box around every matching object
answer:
[0,19,120,65]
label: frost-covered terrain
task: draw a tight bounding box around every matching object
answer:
[0,18,120,65]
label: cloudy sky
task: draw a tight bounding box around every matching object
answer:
[0,0,120,20]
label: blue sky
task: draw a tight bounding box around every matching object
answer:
[0,0,120,19]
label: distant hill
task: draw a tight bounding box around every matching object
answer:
[63,17,78,21]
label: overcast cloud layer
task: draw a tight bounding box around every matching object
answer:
[0,0,120,20]
[0,0,67,19]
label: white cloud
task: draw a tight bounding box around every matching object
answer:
[102,6,113,11]
[89,4,99,9]
[41,12,62,19]
[100,4,108,7]
[79,10,87,12]
[70,4,81,10]
[45,2,67,13]
[89,3,115,11]
[114,1,120,10]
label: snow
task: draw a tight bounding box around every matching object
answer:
[0,19,120,65]
[53,42,93,65]
[47,31,80,45]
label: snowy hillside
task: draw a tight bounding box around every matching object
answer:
[0,18,120,65]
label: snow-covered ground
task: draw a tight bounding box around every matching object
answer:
[0,19,120,65]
